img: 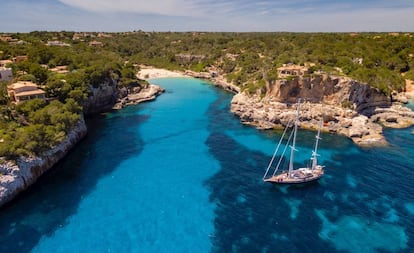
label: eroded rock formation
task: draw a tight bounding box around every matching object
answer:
[112,84,165,109]
[84,79,118,114]
[231,75,414,145]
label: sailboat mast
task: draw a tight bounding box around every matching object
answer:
[311,121,322,170]
[288,99,301,176]
[263,119,292,180]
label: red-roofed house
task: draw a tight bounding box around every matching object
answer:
[13,55,28,63]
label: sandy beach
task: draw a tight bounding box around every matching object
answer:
[405,79,414,99]
[137,65,186,80]
[137,65,241,94]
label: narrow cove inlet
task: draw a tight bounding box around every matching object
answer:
[0,77,413,253]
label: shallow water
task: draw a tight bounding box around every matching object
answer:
[0,78,413,252]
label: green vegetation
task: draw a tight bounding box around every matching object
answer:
[0,32,145,158]
[0,99,80,158]
[99,32,414,95]
[1,31,414,157]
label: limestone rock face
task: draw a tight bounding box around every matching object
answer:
[267,76,391,114]
[113,84,165,109]
[348,81,391,115]
[349,115,369,138]
[84,79,118,114]
[85,79,165,113]
[231,75,414,146]
[0,116,87,207]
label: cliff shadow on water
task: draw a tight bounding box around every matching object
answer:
[0,108,148,253]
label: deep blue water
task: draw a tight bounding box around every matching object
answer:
[0,78,413,253]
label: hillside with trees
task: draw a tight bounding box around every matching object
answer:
[0,32,146,158]
[100,32,414,95]
[1,31,414,157]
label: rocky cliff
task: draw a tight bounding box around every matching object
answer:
[85,78,165,112]
[112,84,165,109]
[0,80,165,208]
[0,116,87,207]
[84,78,118,114]
[231,75,414,145]
[266,75,392,114]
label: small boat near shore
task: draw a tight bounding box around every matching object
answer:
[263,99,324,184]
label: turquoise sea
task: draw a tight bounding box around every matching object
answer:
[0,78,413,253]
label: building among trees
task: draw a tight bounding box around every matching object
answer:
[7,81,46,103]
[0,67,13,82]
[277,64,309,78]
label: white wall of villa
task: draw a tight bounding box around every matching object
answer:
[7,81,46,103]
[0,67,13,82]
[277,64,309,78]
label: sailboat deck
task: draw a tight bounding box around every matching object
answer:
[262,100,326,185]
[264,168,324,184]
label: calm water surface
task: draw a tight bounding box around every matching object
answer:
[0,78,413,253]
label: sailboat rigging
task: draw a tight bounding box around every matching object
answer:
[263,99,324,184]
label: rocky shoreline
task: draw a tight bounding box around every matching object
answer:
[0,83,164,208]
[0,116,87,207]
[183,70,241,94]
[2,66,412,207]
[231,92,414,145]
[230,77,414,146]
[138,66,414,146]
[113,84,165,110]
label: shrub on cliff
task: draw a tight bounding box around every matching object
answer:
[0,99,81,158]
[352,67,405,95]
[404,70,414,81]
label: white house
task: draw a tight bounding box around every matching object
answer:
[0,67,13,82]
[277,64,309,78]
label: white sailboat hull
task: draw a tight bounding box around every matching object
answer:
[264,167,324,184]
[263,100,325,185]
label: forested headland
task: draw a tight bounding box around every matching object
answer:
[102,31,414,94]
[1,31,414,158]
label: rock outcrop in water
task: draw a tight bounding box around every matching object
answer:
[84,78,164,113]
[231,75,414,145]
[112,84,165,109]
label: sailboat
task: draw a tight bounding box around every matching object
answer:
[263,99,324,184]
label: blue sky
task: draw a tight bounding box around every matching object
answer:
[1,0,413,32]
